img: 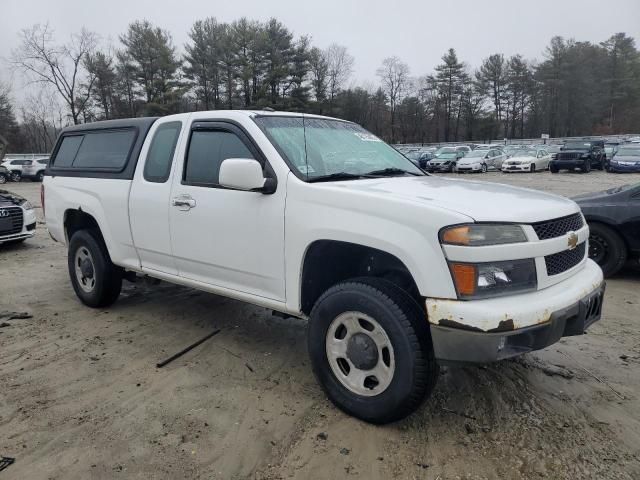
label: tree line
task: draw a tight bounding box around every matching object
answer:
[1,17,639,154]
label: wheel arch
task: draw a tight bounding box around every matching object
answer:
[299,239,422,316]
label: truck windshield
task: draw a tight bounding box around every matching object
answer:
[564,142,591,150]
[254,116,423,180]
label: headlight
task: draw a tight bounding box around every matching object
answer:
[440,224,527,246]
[448,259,537,299]
[21,201,34,211]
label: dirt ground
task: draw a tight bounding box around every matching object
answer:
[1,171,639,480]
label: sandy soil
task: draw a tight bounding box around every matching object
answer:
[1,171,639,479]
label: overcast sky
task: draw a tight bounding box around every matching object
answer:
[2,0,639,100]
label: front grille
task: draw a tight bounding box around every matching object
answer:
[532,213,584,240]
[557,152,581,160]
[545,242,586,276]
[0,207,23,236]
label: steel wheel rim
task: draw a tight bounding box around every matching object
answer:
[0,175,5,184]
[325,311,395,397]
[74,247,96,293]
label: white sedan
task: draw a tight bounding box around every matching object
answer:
[501,148,551,173]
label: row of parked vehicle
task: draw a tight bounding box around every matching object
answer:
[0,157,50,184]
[398,137,640,174]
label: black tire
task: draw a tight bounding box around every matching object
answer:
[588,223,627,277]
[308,277,439,424]
[550,165,559,173]
[68,229,122,307]
[10,171,21,182]
[36,171,45,182]
[581,161,591,173]
[0,174,7,184]
[530,164,536,173]
[481,163,488,173]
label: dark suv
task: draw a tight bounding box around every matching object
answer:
[550,140,605,173]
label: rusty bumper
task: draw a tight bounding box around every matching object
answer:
[430,282,605,365]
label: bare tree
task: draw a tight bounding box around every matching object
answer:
[376,56,410,143]
[325,43,354,110]
[12,23,97,125]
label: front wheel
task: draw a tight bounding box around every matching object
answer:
[581,161,591,173]
[530,164,536,173]
[481,163,488,173]
[36,171,45,182]
[10,171,21,182]
[588,223,627,277]
[308,278,439,424]
[550,165,559,173]
[0,174,7,184]
[68,230,123,307]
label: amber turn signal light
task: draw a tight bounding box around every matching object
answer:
[441,226,470,245]
[450,263,477,296]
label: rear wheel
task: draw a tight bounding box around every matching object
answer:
[10,171,21,182]
[0,174,7,184]
[36,171,45,182]
[308,277,438,424]
[68,229,122,307]
[588,223,627,277]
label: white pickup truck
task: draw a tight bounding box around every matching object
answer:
[43,111,605,423]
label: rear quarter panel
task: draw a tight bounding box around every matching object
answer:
[44,176,139,269]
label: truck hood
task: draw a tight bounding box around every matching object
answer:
[330,175,579,223]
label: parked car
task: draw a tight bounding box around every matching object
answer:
[501,148,552,173]
[0,189,37,245]
[425,149,463,172]
[550,140,605,173]
[574,182,640,277]
[456,148,506,173]
[607,145,640,173]
[43,111,604,424]
[0,166,10,184]
[21,157,49,181]
[545,144,563,161]
[0,159,30,182]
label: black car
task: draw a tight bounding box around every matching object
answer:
[550,140,605,173]
[574,182,640,277]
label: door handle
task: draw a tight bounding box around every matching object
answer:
[172,196,196,210]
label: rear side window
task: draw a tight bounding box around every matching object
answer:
[184,130,254,186]
[52,129,136,170]
[144,122,182,183]
[53,136,83,167]
[73,130,136,169]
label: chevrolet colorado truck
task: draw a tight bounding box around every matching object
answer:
[43,111,605,423]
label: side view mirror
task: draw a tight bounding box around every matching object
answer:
[219,158,276,194]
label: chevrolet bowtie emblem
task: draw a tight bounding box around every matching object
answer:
[567,232,578,250]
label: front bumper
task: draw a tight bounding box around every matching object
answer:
[502,164,531,172]
[457,164,482,173]
[608,163,640,173]
[427,259,605,364]
[425,164,454,173]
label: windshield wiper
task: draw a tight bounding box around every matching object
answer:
[365,167,421,177]
[307,172,373,183]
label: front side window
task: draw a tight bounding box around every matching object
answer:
[254,117,422,180]
[184,129,255,186]
[144,122,182,183]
